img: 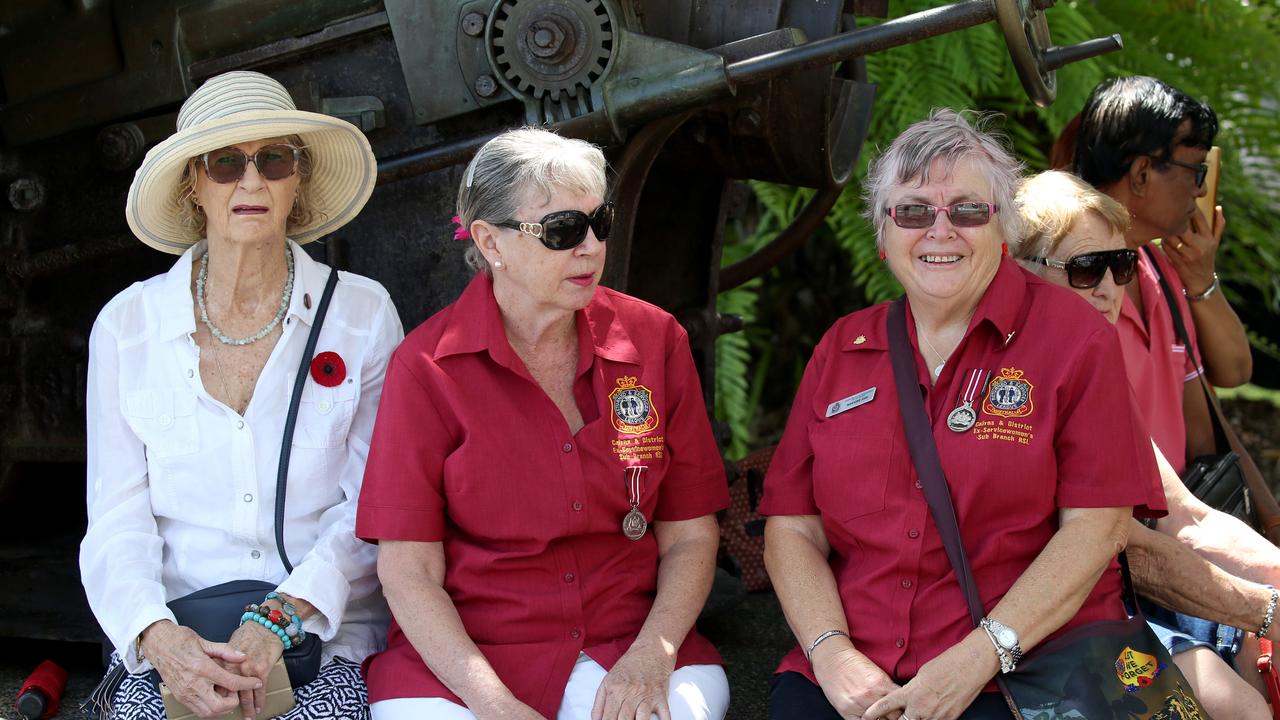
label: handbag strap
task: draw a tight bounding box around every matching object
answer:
[1143,247,1280,540]
[885,299,1143,621]
[1141,246,1230,451]
[275,265,340,573]
[886,299,986,626]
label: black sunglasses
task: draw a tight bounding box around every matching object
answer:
[201,144,302,184]
[1027,248,1138,289]
[885,201,998,229]
[496,202,614,250]
[1143,155,1208,188]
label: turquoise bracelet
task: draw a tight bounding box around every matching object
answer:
[239,611,293,650]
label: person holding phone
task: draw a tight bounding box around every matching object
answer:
[1074,76,1251,472]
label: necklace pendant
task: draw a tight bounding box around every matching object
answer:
[933,361,945,377]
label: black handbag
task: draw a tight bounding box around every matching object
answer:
[85,266,339,717]
[1144,246,1280,542]
[886,299,1209,719]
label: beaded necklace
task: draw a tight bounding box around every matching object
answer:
[197,246,294,346]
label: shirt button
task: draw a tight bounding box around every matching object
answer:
[569,628,581,639]
[562,442,573,453]
[251,550,261,559]
[187,369,194,378]
[158,414,172,428]
[907,529,920,539]
[564,573,575,583]
[572,501,583,511]
[895,638,905,648]
[243,493,254,503]
[901,579,913,589]
[318,400,332,413]
[914,480,922,489]
[237,420,245,429]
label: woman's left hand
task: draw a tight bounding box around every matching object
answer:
[591,643,675,720]
[862,632,996,720]
[226,621,286,720]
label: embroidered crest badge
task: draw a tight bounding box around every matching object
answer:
[609,376,659,435]
[1115,646,1165,693]
[982,367,1034,418]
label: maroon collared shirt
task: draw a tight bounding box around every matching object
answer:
[356,273,727,715]
[760,258,1165,686]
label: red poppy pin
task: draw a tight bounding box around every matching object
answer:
[310,351,346,387]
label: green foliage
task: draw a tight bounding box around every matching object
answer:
[714,0,1280,451]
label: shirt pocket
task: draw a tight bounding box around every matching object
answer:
[124,389,199,459]
[808,424,891,521]
[292,378,358,449]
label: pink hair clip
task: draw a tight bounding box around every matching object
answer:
[451,215,471,241]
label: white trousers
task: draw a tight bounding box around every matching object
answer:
[370,655,729,720]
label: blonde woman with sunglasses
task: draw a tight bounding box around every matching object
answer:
[1014,170,1272,720]
[82,71,402,720]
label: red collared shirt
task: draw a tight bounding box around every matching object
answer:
[1117,246,1203,474]
[356,273,727,715]
[760,258,1165,686]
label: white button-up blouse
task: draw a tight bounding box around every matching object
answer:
[81,240,404,673]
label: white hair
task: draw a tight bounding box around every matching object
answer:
[456,127,607,273]
[864,108,1024,250]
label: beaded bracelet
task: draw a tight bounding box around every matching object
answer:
[1260,585,1278,639]
[239,610,294,650]
[244,598,306,645]
[264,593,307,643]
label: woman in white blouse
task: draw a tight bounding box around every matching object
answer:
[81,71,402,720]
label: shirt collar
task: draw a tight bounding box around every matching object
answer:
[154,239,326,342]
[286,239,334,329]
[434,274,641,366]
[842,257,1030,354]
[155,242,200,342]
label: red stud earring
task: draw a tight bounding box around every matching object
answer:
[878,249,886,261]
[1001,242,1009,257]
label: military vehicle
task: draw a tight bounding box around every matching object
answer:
[0,0,1118,642]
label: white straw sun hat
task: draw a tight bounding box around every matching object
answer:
[126,70,378,254]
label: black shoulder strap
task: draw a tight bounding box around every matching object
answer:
[885,299,986,625]
[275,266,340,573]
[1141,246,1229,452]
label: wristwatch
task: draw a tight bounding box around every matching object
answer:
[980,617,1023,674]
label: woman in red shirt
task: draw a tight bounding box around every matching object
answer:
[356,128,729,720]
[761,110,1165,720]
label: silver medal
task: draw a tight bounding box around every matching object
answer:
[622,507,648,541]
[947,403,977,433]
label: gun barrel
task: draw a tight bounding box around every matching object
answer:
[725,0,995,85]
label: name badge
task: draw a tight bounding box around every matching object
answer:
[825,387,876,418]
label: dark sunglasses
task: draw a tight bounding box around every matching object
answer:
[496,201,614,250]
[200,143,302,184]
[1026,248,1138,289]
[1143,155,1208,187]
[885,201,998,229]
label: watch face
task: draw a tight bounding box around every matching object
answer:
[994,625,1017,648]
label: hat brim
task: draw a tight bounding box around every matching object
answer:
[126,110,377,254]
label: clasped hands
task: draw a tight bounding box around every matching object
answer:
[812,631,997,720]
[141,619,285,720]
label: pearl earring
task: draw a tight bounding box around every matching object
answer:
[493,259,504,270]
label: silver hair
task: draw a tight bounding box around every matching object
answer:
[863,108,1024,250]
[456,127,607,273]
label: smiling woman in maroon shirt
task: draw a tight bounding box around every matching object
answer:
[760,110,1166,720]
[355,128,729,720]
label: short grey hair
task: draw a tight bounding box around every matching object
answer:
[457,127,607,273]
[864,108,1024,250]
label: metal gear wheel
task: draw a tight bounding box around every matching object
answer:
[486,0,616,123]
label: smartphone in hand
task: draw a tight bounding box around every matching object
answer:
[1196,145,1221,223]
